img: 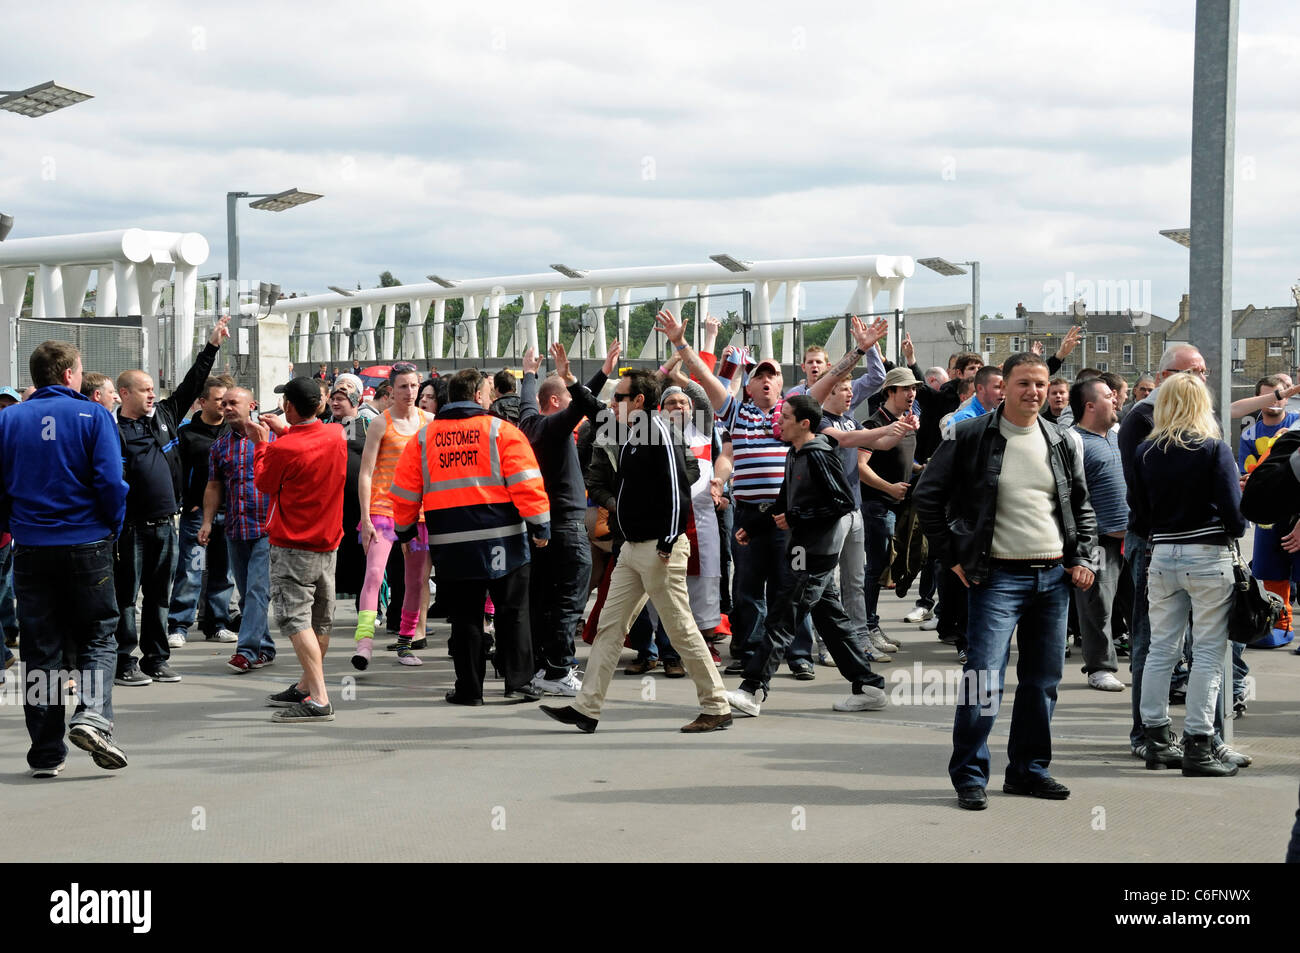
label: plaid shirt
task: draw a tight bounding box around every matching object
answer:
[209,430,272,540]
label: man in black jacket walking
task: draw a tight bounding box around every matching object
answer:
[540,369,731,734]
[914,352,1097,811]
[725,395,887,717]
[518,339,619,696]
[113,315,230,685]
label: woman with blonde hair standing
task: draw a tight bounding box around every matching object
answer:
[1129,372,1247,777]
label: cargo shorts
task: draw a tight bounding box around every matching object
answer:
[269,545,337,640]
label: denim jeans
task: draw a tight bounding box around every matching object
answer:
[729,503,796,663]
[15,538,118,769]
[741,553,884,697]
[529,518,592,677]
[1142,543,1234,737]
[227,536,275,663]
[630,607,681,664]
[0,540,14,669]
[861,500,898,630]
[1125,532,1152,748]
[950,564,1070,791]
[167,508,233,637]
[115,520,178,673]
[717,500,734,615]
[1076,535,1123,674]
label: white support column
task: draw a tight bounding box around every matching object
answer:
[0,269,26,386]
[886,278,905,359]
[512,291,537,358]
[298,311,312,366]
[639,284,677,359]
[95,266,117,317]
[315,308,333,364]
[616,288,630,356]
[430,299,446,360]
[115,262,141,315]
[546,291,563,351]
[460,294,480,358]
[781,280,801,364]
[754,280,774,360]
[485,289,502,358]
[588,287,607,358]
[338,312,351,362]
[61,266,92,318]
[360,304,376,364]
[696,284,712,350]
[34,264,61,318]
[380,304,396,360]
[173,264,199,372]
[408,298,428,360]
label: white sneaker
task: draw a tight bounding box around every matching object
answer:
[1088,671,1125,692]
[166,631,186,649]
[207,629,238,643]
[867,627,901,653]
[920,616,940,631]
[864,644,893,664]
[533,669,583,697]
[725,688,761,717]
[833,686,889,711]
[903,606,933,624]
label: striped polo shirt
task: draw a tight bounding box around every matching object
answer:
[717,394,787,504]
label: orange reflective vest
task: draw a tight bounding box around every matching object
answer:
[390,405,550,580]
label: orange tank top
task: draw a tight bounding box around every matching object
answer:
[369,409,433,518]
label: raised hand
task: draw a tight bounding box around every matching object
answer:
[851,315,890,352]
[522,347,542,376]
[654,309,687,347]
[1031,340,1044,357]
[551,341,573,382]
[1056,325,1082,359]
[901,332,915,364]
[602,338,622,376]
[209,314,231,348]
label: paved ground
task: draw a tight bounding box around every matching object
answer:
[2,587,1296,862]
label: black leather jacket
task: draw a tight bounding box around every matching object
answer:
[913,406,1098,584]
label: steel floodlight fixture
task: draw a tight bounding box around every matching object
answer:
[0,213,13,241]
[257,282,281,315]
[1159,228,1191,248]
[327,285,355,296]
[710,253,753,273]
[917,257,968,277]
[426,275,459,288]
[0,81,93,118]
[550,264,588,279]
[248,188,323,212]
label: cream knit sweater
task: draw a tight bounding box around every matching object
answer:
[990,417,1064,560]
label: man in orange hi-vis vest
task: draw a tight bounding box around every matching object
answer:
[390,367,551,705]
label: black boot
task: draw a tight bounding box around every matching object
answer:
[1181,733,1238,777]
[1143,724,1183,770]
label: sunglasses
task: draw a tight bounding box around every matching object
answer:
[391,362,418,374]
[612,393,632,402]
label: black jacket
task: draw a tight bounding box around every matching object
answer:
[177,410,227,511]
[913,406,1098,584]
[489,394,521,424]
[518,370,607,523]
[116,342,219,514]
[770,434,855,554]
[1241,428,1300,527]
[595,412,699,554]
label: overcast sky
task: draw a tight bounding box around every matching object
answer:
[3,0,1298,323]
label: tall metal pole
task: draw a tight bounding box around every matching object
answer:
[1188,0,1238,739]
[1189,0,1237,440]
[971,261,981,353]
[226,191,246,317]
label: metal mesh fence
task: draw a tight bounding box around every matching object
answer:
[15,317,145,389]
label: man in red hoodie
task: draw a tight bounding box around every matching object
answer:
[246,377,347,723]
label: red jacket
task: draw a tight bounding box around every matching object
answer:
[254,419,346,552]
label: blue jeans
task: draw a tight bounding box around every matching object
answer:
[729,503,796,663]
[862,500,898,629]
[15,538,118,769]
[529,518,592,677]
[950,564,1070,791]
[630,607,680,664]
[0,540,14,669]
[115,520,178,673]
[228,536,275,663]
[1125,532,1152,748]
[167,508,233,636]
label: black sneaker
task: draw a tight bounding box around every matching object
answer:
[267,684,309,708]
[114,665,152,687]
[1002,775,1070,800]
[789,659,816,681]
[723,660,746,675]
[540,704,598,733]
[505,683,542,703]
[67,724,128,770]
[143,663,181,683]
[271,699,335,723]
[956,786,988,810]
[386,638,428,651]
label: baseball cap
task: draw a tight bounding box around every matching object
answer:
[752,359,782,378]
[278,376,323,416]
[0,385,21,403]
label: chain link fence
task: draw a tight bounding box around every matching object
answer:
[15,316,146,389]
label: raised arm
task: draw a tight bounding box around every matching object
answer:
[1230,382,1300,419]
[809,316,889,406]
[654,309,730,411]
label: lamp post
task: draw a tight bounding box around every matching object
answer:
[0,81,92,118]
[918,257,981,353]
[226,188,322,317]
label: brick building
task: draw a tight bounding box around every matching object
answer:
[979,303,1174,382]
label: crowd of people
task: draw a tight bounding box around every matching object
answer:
[1,310,1295,814]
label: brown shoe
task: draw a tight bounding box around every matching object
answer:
[624,658,659,676]
[681,712,733,733]
[663,660,687,678]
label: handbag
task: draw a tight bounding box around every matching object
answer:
[1226,538,1285,644]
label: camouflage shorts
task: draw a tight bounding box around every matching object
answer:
[269,546,337,640]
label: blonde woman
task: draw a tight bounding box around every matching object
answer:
[1129,373,1247,777]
